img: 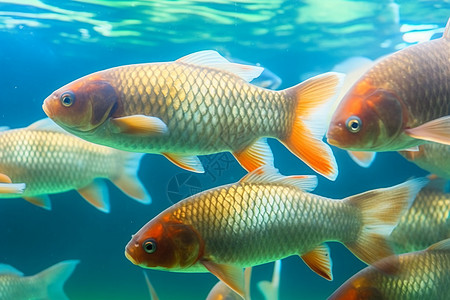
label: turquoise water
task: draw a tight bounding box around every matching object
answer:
[0,1,448,299]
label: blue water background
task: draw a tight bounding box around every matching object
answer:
[0,1,448,299]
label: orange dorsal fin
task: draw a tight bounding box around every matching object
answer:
[300,244,333,281]
[281,72,344,181]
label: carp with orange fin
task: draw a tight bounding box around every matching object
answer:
[125,166,426,298]
[328,238,450,300]
[43,50,343,180]
[0,118,150,212]
[327,18,450,153]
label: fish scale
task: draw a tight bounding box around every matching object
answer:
[389,181,450,254]
[164,182,359,266]
[105,62,291,153]
[368,39,450,127]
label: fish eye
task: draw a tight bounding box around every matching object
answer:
[60,91,75,107]
[143,239,157,254]
[346,116,362,133]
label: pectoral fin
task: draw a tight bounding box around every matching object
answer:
[111,115,168,136]
[300,244,333,281]
[201,260,245,299]
[0,173,12,183]
[162,153,204,173]
[405,116,450,145]
[77,180,110,213]
[23,195,51,210]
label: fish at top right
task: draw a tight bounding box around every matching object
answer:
[327,17,450,152]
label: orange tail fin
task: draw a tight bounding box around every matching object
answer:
[282,72,344,180]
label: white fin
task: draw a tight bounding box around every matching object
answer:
[257,260,281,300]
[111,153,151,204]
[26,118,69,133]
[177,50,263,82]
[0,183,26,194]
[35,260,79,300]
[427,238,450,251]
[77,180,110,213]
[347,151,377,168]
[401,146,420,152]
[443,17,450,40]
[239,166,318,192]
[0,264,24,276]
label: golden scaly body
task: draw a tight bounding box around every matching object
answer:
[91,62,292,154]
[389,181,450,254]
[0,127,126,197]
[162,181,359,269]
[329,240,450,300]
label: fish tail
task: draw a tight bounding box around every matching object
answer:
[111,153,152,204]
[35,260,79,300]
[281,72,344,181]
[343,178,428,264]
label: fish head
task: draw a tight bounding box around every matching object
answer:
[327,77,404,151]
[42,73,118,133]
[125,216,203,271]
[329,276,384,300]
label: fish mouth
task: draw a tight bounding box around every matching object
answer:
[42,100,53,118]
[125,249,138,265]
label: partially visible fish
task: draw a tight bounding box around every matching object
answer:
[125,166,426,298]
[327,18,450,152]
[399,142,450,179]
[0,118,150,212]
[43,50,343,180]
[0,260,79,300]
[257,260,281,300]
[328,239,450,300]
[228,57,282,90]
[389,176,450,254]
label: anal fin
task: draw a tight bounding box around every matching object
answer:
[233,138,274,172]
[77,180,110,213]
[300,244,333,281]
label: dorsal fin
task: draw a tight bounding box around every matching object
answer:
[427,238,450,251]
[0,264,24,276]
[26,118,69,134]
[444,17,450,40]
[176,50,264,82]
[239,166,318,192]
